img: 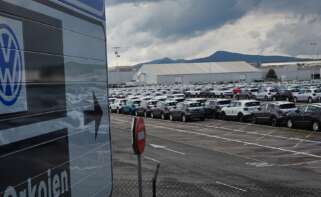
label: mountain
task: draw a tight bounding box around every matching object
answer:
[186,51,304,63]
[132,57,181,70]
[132,51,309,69]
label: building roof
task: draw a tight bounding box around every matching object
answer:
[139,61,260,75]
[261,60,321,68]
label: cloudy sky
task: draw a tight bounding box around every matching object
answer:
[106,0,321,67]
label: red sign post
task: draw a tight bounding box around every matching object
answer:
[132,117,146,155]
[131,117,146,197]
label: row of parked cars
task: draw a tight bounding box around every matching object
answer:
[109,94,321,132]
[111,81,321,103]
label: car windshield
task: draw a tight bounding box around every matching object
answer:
[133,101,141,105]
[245,102,260,107]
[188,103,201,107]
[167,102,176,106]
[279,104,296,109]
[218,100,231,105]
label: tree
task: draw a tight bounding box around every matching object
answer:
[265,69,278,81]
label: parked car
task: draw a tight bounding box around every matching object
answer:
[121,99,141,115]
[221,100,261,121]
[234,89,254,100]
[186,98,207,106]
[252,102,297,126]
[204,99,231,118]
[213,88,233,98]
[135,100,158,117]
[108,98,116,111]
[293,89,321,103]
[271,89,294,101]
[255,87,278,101]
[286,104,321,132]
[151,100,177,119]
[110,98,127,113]
[169,101,205,122]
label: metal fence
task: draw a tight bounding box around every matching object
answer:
[112,179,321,197]
[112,179,225,197]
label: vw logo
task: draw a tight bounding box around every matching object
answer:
[0,24,23,106]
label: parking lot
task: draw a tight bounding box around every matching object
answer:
[111,112,321,196]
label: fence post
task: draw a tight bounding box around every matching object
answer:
[137,154,143,197]
[152,163,160,197]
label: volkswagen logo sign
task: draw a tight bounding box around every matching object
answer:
[0,24,23,106]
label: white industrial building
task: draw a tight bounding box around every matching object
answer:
[135,61,263,84]
[108,66,136,85]
[261,61,321,81]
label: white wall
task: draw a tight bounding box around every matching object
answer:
[108,70,135,84]
[157,72,263,84]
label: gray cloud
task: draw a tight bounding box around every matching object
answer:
[106,0,321,66]
[107,0,163,6]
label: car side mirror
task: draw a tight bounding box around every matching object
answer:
[258,107,262,111]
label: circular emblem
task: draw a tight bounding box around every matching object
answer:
[0,24,23,106]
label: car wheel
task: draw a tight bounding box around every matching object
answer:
[272,96,277,101]
[200,117,205,121]
[308,97,313,103]
[251,116,257,124]
[221,112,226,120]
[312,121,320,132]
[285,97,289,101]
[161,113,165,120]
[182,114,188,122]
[287,119,294,129]
[169,114,174,121]
[271,117,278,127]
[237,113,244,122]
[116,108,120,114]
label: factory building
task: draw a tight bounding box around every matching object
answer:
[261,61,321,81]
[108,66,136,85]
[135,61,263,84]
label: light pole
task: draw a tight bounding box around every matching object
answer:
[112,46,121,67]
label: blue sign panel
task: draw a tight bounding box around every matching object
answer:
[57,0,105,20]
[0,24,23,106]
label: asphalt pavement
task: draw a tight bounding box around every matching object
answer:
[111,114,321,197]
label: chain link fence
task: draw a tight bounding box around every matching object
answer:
[112,179,321,197]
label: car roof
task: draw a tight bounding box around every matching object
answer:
[233,99,258,103]
[184,101,200,104]
[271,101,295,105]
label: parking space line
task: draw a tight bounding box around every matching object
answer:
[150,143,186,155]
[255,131,275,141]
[215,181,247,192]
[293,133,314,148]
[144,156,160,163]
[154,121,321,145]
[148,124,321,159]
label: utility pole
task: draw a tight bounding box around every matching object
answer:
[310,42,318,80]
[112,46,121,67]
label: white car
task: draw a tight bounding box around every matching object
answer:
[221,100,261,121]
[294,89,321,103]
[110,98,127,113]
[255,87,277,100]
[213,88,233,98]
